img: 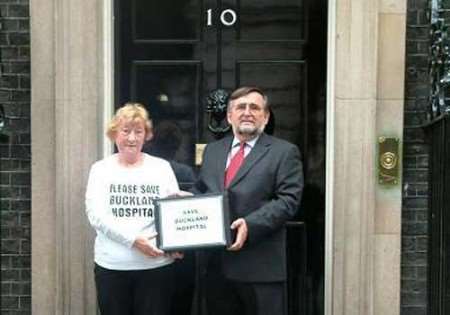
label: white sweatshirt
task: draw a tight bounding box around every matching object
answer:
[85,153,179,270]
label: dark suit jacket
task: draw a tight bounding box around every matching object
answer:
[193,133,304,282]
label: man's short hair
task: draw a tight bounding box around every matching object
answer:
[227,86,269,112]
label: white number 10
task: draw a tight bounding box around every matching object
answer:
[207,9,237,27]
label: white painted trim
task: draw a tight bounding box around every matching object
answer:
[102,0,114,157]
[325,0,336,314]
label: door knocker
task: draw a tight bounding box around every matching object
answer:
[206,89,231,138]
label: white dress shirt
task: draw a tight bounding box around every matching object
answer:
[226,136,259,169]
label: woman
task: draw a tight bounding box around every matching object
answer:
[85,103,182,315]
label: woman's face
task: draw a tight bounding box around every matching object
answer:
[115,119,148,158]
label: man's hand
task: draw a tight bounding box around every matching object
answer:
[228,218,248,251]
[133,234,164,257]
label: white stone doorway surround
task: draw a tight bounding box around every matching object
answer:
[30,0,406,314]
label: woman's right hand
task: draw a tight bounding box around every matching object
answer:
[133,234,164,257]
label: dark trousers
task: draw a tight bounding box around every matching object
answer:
[205,267,286,315]
[171,252,195,315]
[94,263,175,315]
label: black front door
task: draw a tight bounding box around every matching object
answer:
[115,1,327,314]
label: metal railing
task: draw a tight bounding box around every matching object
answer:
[425,115,450,315]
[426,4,450,313]
[428,0,450,121]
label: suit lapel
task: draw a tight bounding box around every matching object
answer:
[228,133,271,188]
[217,137,233,190]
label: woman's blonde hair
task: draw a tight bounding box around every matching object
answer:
[106,103,153,141]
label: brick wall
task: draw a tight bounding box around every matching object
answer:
[402,0,430,314]
[0,0,31,314]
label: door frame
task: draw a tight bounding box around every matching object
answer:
[104,0,332,312]
[101,0,337,315]
[105,0,334,312]
[324,0,336,313]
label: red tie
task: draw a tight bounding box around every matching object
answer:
[225,142,245,188]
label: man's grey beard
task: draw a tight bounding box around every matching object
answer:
[235,124,266,137]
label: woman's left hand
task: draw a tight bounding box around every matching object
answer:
[133,234,165,257]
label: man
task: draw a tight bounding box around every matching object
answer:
[193,86,304,315]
